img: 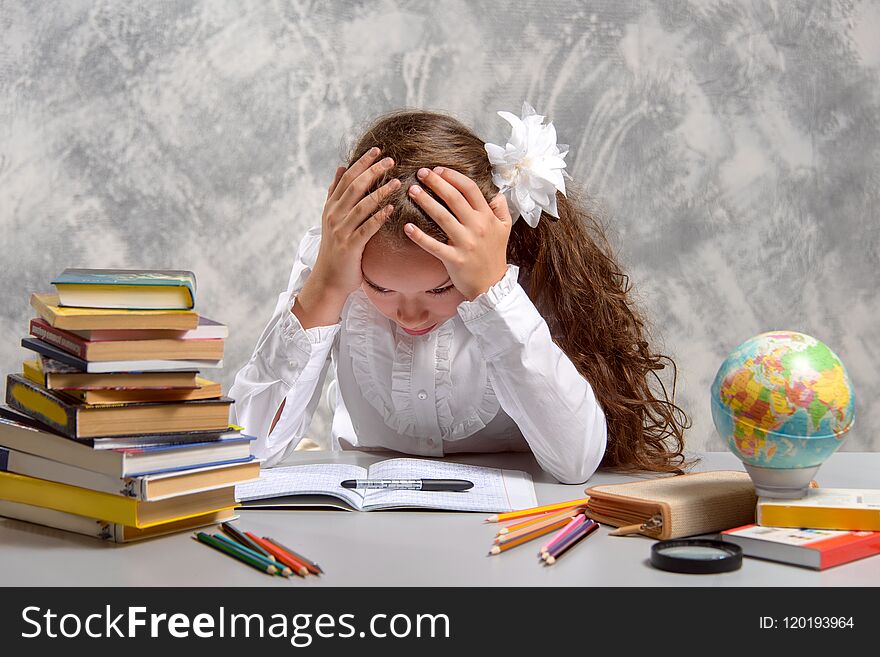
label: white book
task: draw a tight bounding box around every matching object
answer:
[235,457,537,513]
[0,445,260,501]
[0,499,237,543]
[77,358,223,374]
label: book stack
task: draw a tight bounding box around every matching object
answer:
[0,269,259,542]
[719,489,880,570]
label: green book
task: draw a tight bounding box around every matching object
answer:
[51,268,196,310]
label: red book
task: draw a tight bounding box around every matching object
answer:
[720,524,880,570]
[29,318,224,362]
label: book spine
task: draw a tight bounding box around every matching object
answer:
[0,470,138,526]
[22,358,46,387]
[758,505,880,532]
[0,445,135,498]
[5,374,78,439]
[29,319,88,359]
[21,338,87,370]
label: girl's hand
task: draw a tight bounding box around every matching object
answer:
[293,148,399,329]
[312,148,400,296]
[404,167,512,301]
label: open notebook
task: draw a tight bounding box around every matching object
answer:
[235,458,537,513]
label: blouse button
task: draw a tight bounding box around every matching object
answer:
[427,438,436,446]
[417,390,428,400]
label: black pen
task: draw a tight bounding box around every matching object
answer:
[340,479,474,491]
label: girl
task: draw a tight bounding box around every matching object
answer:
[230,103,689,484]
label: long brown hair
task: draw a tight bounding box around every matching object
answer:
[347,109,691,473]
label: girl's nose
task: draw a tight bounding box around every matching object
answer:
[396,304,428,328]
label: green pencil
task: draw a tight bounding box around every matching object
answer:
[211,533,292,577]
[220,522,276,561]
[194,532,279,576]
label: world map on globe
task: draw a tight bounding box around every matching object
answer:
[710,331,855,469]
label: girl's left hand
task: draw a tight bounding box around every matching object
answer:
[405,167,512,301]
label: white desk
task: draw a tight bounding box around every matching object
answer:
[1,451,877,586]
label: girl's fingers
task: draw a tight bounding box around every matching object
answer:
[330,147,384,204]
[354,204,395,244]
[348,177,401,229]
[327,166,345,200]
[429,167,492,215]
[403,222,455,261]
[338,156,395,213]
[407,183,468,242]
[488,192,512,226]
[414,167,478,224]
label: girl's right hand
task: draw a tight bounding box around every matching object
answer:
[311,147,400,297]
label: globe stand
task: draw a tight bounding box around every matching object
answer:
[742,463,820,499]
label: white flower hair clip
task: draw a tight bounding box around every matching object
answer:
[484,101,571,228]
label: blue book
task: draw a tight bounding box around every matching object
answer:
[20,337,221,373]
[51,268,196,310]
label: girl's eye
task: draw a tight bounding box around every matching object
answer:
[369,284,392,295]
[428,286,454,295]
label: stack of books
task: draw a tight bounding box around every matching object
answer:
[720,489,880,570]
[0,268,259,542]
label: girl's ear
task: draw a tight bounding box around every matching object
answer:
[489,193,512,224]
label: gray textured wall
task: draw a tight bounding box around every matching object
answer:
[1,1,878,453]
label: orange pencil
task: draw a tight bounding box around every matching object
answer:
[494,517,572,546]
[497,506,587,535]
[489,518,573,554]
[495,513,577,543]
[485,498,590,524]
[245,532,310,577]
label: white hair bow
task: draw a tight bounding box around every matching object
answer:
[484,101,570,228]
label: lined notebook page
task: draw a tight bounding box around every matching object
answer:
[364,458,536,513]
[235,463,367,509]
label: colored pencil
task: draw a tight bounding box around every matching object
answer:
[263,536,324,575]
[543,519,597,560]
[538,513,587,556]
[485,498,590,523]
[494,518,572,549]
[495,514,575,544]
[194,533,278,576]
[488,518,573,555]
[221,522,276,561]
[497,506,587,536]
[211,533,292,577]
[246,533,310,577]
[544,520,600,565]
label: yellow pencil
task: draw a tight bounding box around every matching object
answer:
[485,498,590,524]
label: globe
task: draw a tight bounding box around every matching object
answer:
[710,331,855,498]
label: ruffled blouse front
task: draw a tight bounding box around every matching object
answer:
[343,287,501,443]
[229,225,608,484]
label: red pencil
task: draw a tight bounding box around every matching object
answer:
[245,532,310,577]
[263,537,324,575]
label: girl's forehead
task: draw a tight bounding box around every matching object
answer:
[361,238,449,289]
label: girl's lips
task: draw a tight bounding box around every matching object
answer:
[401,323,437,336]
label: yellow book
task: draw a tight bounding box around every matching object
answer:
[0,501,238,543]
[30,293,198,331]
[0,471,238,528]
[757,488,880,532]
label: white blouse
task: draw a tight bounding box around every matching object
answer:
[229,226,607,484]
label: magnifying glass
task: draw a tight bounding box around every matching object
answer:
[650,539,743,574]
